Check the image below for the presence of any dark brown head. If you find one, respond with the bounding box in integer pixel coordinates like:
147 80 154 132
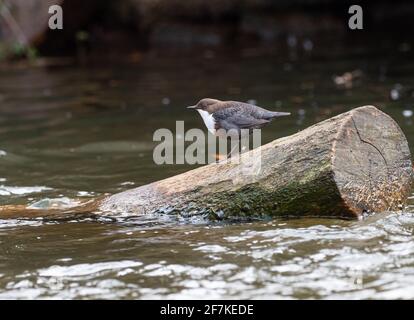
187 98 221 114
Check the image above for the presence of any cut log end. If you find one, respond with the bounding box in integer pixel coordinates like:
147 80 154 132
332 106 413 217
100 105 413 220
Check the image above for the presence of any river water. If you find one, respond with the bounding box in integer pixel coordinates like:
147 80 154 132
0 38 414 299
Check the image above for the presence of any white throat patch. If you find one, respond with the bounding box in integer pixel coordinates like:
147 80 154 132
197 109 216 135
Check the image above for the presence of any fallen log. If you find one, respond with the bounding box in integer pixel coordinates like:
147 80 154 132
100 105 414 219
1 105 411 220
0 105 412 220
100 106 414 218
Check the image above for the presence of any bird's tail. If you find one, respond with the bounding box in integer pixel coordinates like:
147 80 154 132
269 111 291 118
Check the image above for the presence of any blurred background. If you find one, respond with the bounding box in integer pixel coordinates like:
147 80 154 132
1 0 414 60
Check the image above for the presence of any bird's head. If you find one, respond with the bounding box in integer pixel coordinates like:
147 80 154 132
187 98 220 113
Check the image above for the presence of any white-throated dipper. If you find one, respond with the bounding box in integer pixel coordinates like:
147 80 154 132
187 98 290 138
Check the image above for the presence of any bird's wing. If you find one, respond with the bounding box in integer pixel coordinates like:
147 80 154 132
214 107 270 130
213 102 289 131
215 102 278 118
229 115 270 129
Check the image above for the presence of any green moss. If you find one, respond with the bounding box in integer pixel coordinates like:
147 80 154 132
175 159 352 219
151 158 354 220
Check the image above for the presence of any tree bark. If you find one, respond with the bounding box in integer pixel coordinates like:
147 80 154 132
100 105 414 220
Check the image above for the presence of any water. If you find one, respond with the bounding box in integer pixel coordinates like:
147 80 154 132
0 38 414 299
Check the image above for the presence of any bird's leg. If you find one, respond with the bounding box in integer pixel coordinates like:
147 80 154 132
215 153 220 163
227 142 239 159
215 142 239 163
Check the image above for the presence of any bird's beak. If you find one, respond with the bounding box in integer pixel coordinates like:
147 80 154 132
187 105 197 109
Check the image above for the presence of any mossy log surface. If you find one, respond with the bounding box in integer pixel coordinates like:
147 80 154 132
101 105 413 219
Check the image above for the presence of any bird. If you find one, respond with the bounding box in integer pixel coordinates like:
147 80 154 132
187 98 290 138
